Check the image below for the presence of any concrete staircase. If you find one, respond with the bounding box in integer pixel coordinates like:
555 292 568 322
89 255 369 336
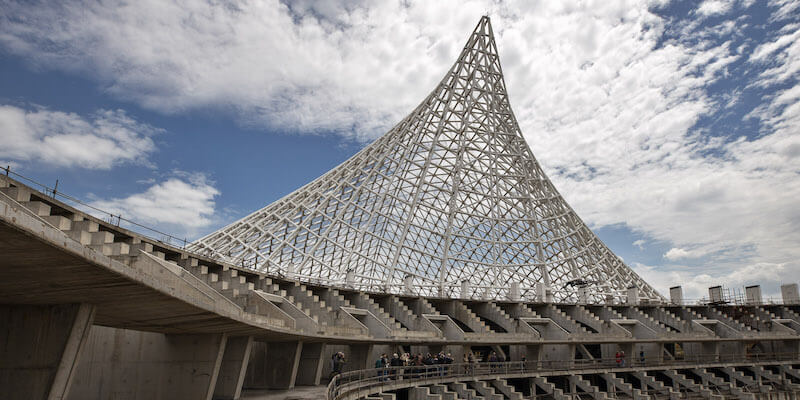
470 302 518 334
452 301 492 333
704 307 756 335
468 380 503 400
601 372 648 399
409 386 443 400
569 374 609 399
660 369 719 399
428 384 459 400
633 370 679 399
490 379 523 400
535 304 590 336
644 307 691 333
622 306 676 334
378 296 438 335
779 307 800 323
347 292 407 333
532 377 567 399
692 368 756 399
263 282 322 324
448 382 483 399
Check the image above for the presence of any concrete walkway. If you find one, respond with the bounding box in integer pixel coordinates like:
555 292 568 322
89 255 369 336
241 386 328 400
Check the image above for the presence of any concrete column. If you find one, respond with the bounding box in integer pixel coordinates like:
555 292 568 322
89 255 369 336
461 280 470 299
627 286 639 305
745 285 762 305
243 341 269 389
669 286 683 305
295 343 326 386
262 341 303 389
345 269 355 288
66 326 227 400
404 275 413 294
577 286 588 304
781 283 799 304
349 344 372 371
509 282 520 302
214 336 253 400
0 303 95 400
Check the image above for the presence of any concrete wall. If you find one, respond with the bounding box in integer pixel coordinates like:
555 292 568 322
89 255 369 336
67 326 226 400
0 304 95 400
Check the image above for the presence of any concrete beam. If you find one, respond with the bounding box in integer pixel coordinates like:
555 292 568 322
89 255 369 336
0 303 95 400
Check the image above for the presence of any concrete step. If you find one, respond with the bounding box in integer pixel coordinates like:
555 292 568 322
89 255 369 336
469 380 503 400
43 215 72 230
21 200 51 216
0 186 32 202
71 220 99 232
88 242 130 256
428 384 457 400
490 379 523 400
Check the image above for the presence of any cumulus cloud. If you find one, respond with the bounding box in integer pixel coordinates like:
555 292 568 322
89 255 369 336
696 0 735 16
90 173 220 239
0 104 157 169
1 1 798 294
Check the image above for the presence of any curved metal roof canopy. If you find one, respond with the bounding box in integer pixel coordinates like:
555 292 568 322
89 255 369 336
190 17 663 303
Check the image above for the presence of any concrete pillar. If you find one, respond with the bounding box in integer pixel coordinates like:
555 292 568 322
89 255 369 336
627 286 639 305
67 327 227 400
577 286 588 304
781 283 799 304
0 303 95 400
295 343 326 386
349 344 372 371
509 282 520 302
345 269 355 288
536 283 553 302
214 336 253 400
404 275 413 294
669 286 683 305
461 280 470 299
263 341 302 389
745 285 762 305
243 341 269 389
708 285 723 303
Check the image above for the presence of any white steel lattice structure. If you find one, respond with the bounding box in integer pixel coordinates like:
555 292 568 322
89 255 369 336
190 17 663 303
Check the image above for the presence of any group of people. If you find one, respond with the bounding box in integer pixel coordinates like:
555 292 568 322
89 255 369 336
376 352 455 368
615 349 645 367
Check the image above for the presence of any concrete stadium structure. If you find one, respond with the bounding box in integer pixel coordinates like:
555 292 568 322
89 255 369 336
1 16 800 400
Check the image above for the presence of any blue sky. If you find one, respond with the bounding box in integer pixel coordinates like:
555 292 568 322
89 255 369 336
1 0 798 300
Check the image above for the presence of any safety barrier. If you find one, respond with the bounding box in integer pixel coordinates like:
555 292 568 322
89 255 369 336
327 352 800 400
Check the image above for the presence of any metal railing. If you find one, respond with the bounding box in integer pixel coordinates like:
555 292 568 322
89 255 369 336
1 166 189 249
327 352 800 400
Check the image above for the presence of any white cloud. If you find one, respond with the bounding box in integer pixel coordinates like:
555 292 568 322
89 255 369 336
696 0 735 16
664 248 690 260
633 239 646 250
0 104 157 169
90 173 220 239
768 0 800 21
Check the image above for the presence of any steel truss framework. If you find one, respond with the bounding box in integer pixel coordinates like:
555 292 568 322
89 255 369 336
190 17 662 302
